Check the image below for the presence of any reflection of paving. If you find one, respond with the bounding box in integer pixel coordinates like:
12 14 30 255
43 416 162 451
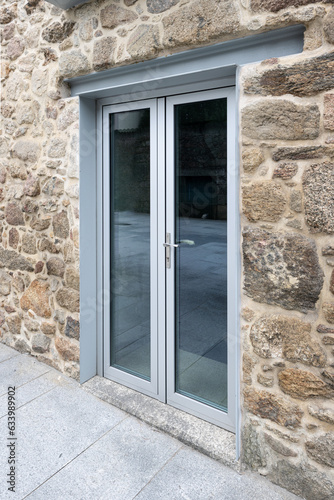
111 212 228 409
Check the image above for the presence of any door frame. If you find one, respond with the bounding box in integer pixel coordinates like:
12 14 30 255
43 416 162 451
165 88 236 431
101 87 236 431
72 26 305 458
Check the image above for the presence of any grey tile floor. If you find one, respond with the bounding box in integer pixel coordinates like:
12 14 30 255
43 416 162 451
0 343 301 500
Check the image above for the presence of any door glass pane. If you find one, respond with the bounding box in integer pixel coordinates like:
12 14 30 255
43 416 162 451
110 109 151 381
174 98 228 411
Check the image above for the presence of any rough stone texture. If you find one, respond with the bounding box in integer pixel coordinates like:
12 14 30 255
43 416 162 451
127 25 161 59
243 228 324 312
46 257 65 278
31 333 51 353
322 336 334 345
6 315 21 335
162 0 240 49
30 217 51 231
42 21 75 43
41 322 56 335
100 5 137 29
7 37 25 60
14 339 30 354
5 202 24 226
306 434 334 468
42 176 64 196
242 101 320 141
242 182 286 222
330 270 334 296
65 267 79 291
303 163 334 234
323 245 334 256
323 303 334 324
0 270 11 296
20 280 51 318
257 374 274 387
147 0 180 13
324 94 334 131
317 324 334 334
59 50 90 78
242 424 266 470
0 246 34 272
269 459 334 500
93 37 117 71
278 369 334 400
272 145 334 162
251 0 320 12
23 174 40 197
22 233 37 255
273 163 298 180
65 316 80 340
52 211 69 239
12 140 40 163
56 288 80 313
250 316 326 367
48 138 66 158
242 148 264 173
308 404 334 425
243 353 255 385
244 52 334 98
55 335 79 361
244 387 303 428
264 432 297 457
8 228 19 249
290 190 303 213
324 8 334 45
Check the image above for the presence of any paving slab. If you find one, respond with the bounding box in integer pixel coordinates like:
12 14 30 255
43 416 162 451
27 418 182 500
0 344 20 363
135 446 300 500
0 353 50 397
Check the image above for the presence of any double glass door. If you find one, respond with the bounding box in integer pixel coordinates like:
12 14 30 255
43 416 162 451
103 88 236 431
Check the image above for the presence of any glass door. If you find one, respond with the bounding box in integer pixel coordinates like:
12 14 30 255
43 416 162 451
103 89 237 431
166 89 236 431
103 99 163 400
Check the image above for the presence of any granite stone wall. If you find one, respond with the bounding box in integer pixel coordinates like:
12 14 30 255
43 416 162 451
1 0 334 497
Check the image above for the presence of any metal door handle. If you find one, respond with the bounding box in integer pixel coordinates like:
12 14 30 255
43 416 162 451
163 242 179 248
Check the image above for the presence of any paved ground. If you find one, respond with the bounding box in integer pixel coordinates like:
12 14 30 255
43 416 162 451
0 344 300 500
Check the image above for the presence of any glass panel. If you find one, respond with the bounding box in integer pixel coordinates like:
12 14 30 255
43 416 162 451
110 109 151 381
174 98 228 411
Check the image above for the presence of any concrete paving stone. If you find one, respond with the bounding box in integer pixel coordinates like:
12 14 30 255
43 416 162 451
0 353 50 397
0 378 127 499
0 344 20 363
27 417 182 500
0 369 76 418
135 446 300 500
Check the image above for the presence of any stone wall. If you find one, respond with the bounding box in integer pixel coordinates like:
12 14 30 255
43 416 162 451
1 0 334 497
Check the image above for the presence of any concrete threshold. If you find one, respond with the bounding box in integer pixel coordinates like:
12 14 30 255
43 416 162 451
83 376 239 472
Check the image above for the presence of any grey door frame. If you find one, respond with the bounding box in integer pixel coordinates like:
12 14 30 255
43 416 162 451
68 24 305 458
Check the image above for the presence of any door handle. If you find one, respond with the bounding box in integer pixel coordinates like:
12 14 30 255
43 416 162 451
164 233 178 269
163 242 179 248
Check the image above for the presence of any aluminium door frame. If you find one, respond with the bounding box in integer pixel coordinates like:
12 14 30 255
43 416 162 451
102 98 165 401
165 88 237 432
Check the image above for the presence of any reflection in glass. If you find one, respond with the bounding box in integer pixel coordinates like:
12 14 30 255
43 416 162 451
110 109 151 380
175 98 228 411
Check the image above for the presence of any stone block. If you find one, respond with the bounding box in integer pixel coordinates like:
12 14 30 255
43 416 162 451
31 69 49 97
5 202 24 226
48 139 66 158
324 8 334 45
0 270 11 295
273 163 298 180
6 314 21 335
12 140 40 163
42 21 75 43
7 36 25 60
0 246 33 271
278 368 334 400
251 0 320 12
147 0 179 13
65 316 80 341
250 315 326 367
243 228 324 312
56 288 80 313
273 145 334 161
46 257 65 278
242 181 286 222
308 404 334 425
306 433 334 468
24 174 40 197
59 50 90 78
324 94 334 131
264 432 297 457
242 424 266 470
162 0 240 49
100 5 137 29
22 233 37 255
127 25 161 59
31 333 51 354
323 302 334 323
242 100 320 140
244 52 334 97
65 268 79 291
30 217 51 231
303 162 334 233
52 211 69 239
41 322 56 335
42 176 64 196
244 387 303 428
20 280 51 318
55 336 79 361
93 37 117 72
242 148 265 173
268 459 334 500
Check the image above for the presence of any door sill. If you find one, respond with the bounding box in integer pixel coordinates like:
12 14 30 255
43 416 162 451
83 375 239 471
